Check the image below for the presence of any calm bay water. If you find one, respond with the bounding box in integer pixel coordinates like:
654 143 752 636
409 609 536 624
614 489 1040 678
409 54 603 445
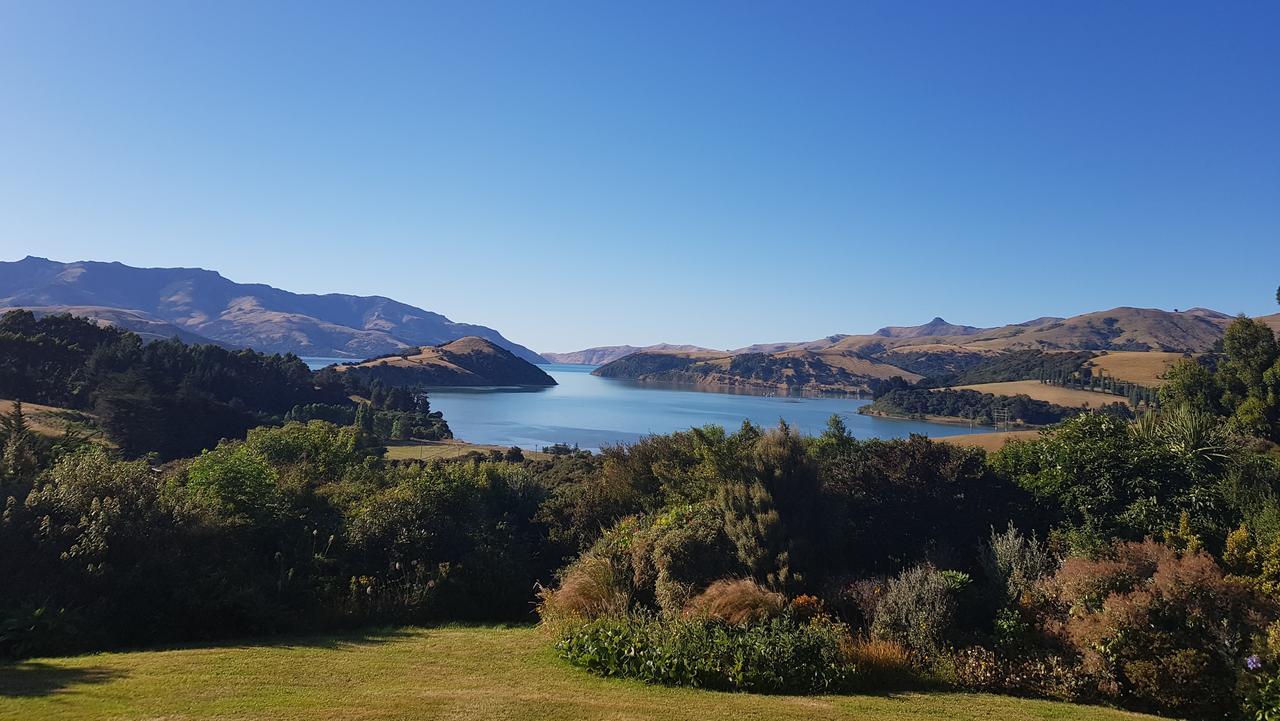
300 361 987 451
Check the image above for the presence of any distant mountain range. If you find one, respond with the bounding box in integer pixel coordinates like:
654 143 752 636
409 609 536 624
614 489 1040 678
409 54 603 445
587 307 1280 395
0 256 545 363
542 343 721 365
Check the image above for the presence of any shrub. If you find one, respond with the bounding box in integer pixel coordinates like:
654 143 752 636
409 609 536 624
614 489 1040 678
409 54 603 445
944 646 1091 702
630 503 741 615
1244 666 1280 721
870 564 956 656
983 523 1053 603
1040 539 1272 718
683 579 784 625
556 614 854 694
789 594 825 622
185 442 280 518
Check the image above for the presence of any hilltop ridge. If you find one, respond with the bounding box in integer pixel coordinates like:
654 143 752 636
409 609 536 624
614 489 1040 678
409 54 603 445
0 256 544 362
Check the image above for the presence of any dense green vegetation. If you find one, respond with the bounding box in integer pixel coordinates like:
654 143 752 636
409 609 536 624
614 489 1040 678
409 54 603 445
5 296 1280 719
921 350 1096 387
862 387 1121 425
0 310 450 459
593 351 885 393
1160 314 1280 442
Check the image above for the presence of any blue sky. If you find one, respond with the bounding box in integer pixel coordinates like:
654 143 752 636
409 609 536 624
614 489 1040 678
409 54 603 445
1 2 1277 352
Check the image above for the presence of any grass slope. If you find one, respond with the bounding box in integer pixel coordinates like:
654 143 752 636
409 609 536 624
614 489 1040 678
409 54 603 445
0 626 1163 721
0 399 95 438
948 381 1127 409
1085 351 1187 388
383 440 552 461
938 429 1041 451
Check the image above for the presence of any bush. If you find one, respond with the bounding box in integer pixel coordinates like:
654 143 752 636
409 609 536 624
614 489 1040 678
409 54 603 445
683 579 784 625
944 646 1091 702
983 523 1053 603
870 564 957 657
1040 539 1272 718
556 614 854 694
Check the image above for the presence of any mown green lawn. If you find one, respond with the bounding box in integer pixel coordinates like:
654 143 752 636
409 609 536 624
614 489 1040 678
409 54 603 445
0 626 1165 721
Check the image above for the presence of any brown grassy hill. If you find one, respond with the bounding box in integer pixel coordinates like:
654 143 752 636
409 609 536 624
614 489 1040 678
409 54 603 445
336 337 556 387
948 380 1124 409
1260 313 1280 336
593 307 1248 394
825 307 1229 356
593 347 918 394
1085 351 1190 387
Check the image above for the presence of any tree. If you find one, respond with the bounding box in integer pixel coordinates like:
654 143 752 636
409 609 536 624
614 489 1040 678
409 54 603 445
0 401 38 486
1221 316 1278 401
185 443 280 518
1159 358 1219 414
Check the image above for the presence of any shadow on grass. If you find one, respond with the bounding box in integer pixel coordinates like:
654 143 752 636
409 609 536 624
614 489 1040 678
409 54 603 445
0 662 123 698
146 625 421 654
137 621 535 655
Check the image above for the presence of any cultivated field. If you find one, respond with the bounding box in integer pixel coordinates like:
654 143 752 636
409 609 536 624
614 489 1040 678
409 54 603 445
948 380 1126 409
1085 351 1187 387
383 439 551 461
939 429 1041 451
0 626 1162 721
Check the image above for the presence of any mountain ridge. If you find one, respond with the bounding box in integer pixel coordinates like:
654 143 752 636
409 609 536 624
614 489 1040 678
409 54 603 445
588 307 1274 394
542 343 722 365
0 256 545 363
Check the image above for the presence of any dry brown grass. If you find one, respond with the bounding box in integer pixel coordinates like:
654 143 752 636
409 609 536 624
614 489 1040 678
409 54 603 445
938 430 1041 452
948 381 1126 409
683 579 785 625
537 553 631 626
1085 351 1189 387
0 399 91 437
383 440 550 461
847 637 915 689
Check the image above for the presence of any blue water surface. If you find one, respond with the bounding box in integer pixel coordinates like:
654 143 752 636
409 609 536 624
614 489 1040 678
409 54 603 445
317 362 987 452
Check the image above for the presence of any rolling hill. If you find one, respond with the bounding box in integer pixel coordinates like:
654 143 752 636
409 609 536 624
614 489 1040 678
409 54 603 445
591 307 1266 395
333 337 556 387
593 348 920 394
542 343 720 365
0 256 544 362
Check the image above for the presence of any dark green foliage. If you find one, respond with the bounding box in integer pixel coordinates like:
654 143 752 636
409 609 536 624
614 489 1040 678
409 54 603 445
287 402 451 441
865 388 1116 425
556 614 854 694
0 310 348 459
1160 316 1280 441
0 421 554 657
936 350 1094 387
813 431 1026 574
991 413 1223 547
591 352 700 378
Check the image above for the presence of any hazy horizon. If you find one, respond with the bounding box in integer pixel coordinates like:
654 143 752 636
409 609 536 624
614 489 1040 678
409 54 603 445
2 3 1277 351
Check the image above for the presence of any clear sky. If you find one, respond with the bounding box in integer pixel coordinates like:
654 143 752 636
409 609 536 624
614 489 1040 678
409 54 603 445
1 2 1277 352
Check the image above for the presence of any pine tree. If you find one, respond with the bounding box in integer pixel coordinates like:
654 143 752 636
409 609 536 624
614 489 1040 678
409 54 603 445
0 401 38 486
